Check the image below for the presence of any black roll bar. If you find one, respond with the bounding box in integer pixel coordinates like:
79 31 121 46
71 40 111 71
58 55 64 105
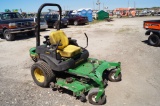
36 3 62 47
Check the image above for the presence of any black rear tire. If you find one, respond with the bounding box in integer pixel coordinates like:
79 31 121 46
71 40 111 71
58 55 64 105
3 29 15 41
31 61 55 87
148 34 160 46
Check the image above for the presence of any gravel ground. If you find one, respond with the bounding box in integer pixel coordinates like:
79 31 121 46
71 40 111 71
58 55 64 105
0 16 160 106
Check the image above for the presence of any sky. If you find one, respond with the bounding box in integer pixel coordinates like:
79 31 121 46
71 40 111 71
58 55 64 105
0 0 160 12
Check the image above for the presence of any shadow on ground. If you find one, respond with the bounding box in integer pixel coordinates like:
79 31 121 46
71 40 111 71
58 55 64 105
15 34 35 41
141 40 160 47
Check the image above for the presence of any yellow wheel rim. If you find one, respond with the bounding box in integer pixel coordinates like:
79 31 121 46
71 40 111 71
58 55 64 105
34 68 45 83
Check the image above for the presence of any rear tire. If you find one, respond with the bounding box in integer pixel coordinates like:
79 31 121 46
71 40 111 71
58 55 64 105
148 34 160 46
3 29 15 41
31 61 55 87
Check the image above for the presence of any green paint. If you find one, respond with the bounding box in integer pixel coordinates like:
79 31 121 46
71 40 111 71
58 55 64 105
97 10 109 20
56 78 93 96
29 47 121 101
115 68 121 77
29 47 38 58
95 88 104 102
68 58 121 89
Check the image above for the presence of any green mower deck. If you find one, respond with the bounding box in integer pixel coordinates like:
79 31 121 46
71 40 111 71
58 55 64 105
56 78 92 96
30 47 121 102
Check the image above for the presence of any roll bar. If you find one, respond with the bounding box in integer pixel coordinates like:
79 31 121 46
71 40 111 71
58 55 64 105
36 3 62 47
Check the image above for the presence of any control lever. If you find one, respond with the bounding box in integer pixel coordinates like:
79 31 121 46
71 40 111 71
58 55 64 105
48 40 61 53
84 33 88 48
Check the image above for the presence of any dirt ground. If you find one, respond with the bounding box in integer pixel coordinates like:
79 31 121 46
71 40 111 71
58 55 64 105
0 16 160 106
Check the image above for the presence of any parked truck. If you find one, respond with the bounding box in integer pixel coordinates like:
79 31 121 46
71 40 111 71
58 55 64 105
144 20 160 46
0 12 35 41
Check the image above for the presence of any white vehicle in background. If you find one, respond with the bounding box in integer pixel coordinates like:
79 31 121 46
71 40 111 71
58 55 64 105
92 11 98 20
33 17 48 30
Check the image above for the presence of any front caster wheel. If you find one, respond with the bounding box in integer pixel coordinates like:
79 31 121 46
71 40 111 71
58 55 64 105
30 55 38 62
88 88 106 105
108 70 122 82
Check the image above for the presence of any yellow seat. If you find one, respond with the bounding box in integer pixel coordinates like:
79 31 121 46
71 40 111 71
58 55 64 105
49 30 81 58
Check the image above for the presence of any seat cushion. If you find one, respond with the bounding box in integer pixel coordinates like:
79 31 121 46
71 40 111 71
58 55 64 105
49 30 69 50
57 45 81 57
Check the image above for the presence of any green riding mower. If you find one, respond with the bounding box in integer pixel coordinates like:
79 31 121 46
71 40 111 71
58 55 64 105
29 3 122 105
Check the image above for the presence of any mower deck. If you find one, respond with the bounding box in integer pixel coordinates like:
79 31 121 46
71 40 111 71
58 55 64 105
68 58 121 77
55 78 92 96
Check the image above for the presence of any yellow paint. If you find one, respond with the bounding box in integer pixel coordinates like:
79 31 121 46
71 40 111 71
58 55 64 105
57 45 81 57
49 30 69 50
34 68 45 83
49 30 81 58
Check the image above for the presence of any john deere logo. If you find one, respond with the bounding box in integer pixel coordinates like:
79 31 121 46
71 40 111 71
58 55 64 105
75 59 84 64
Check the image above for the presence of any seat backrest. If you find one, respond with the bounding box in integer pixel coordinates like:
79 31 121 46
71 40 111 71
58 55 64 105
49 30 69 50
